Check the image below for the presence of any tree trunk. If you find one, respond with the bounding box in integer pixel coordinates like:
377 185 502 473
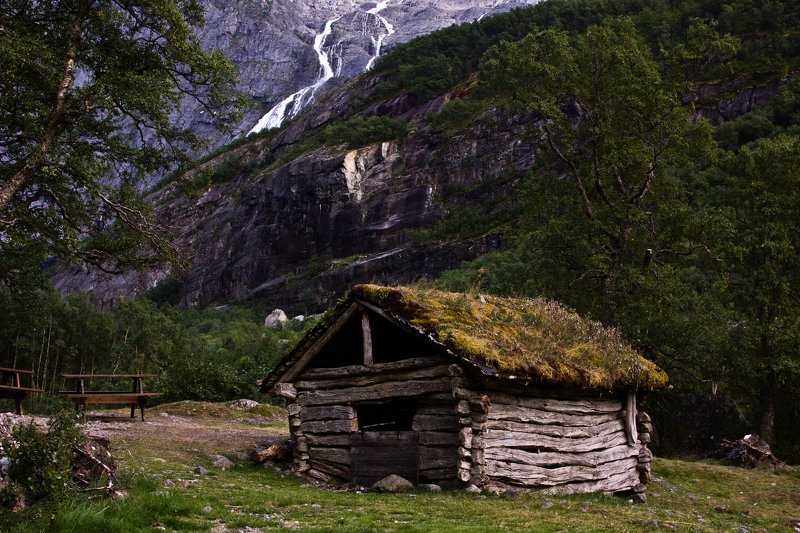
0 3 90 213
758 371 776 443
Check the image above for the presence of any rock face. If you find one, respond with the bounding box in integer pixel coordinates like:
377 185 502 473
176 0 543 147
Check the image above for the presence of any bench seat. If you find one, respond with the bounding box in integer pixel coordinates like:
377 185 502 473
60 391 162 420
0 384 43 415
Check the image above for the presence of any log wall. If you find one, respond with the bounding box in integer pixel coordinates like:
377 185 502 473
283 356 458 484
480 386 643 495
447 370 645 495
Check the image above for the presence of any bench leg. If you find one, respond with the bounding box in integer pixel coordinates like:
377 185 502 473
16 398 23 416
131 403 136 419
139 398 146 421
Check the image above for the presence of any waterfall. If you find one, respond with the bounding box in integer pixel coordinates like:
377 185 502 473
249 16 342 135
364 1 396 71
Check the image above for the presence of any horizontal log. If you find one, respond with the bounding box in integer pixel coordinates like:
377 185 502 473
306 468 336 483
485 419 625 439
485 456 639 487
273 383 298 401
419 467 457 481
418 431 459 446
413 414 461 432
309 460 350 480
488 393 624 415
300 405 355 422
538 469 640 495
419 446 458 470
489 404 623 427
286 404 302 417
302 419 357 434
305 433 352 447
485 443 638 468
298 357 447 380
308 447 350 466
295 365 452 391
484 428 628 453
351 431 418 446
297 378 452 406
416 404 458 417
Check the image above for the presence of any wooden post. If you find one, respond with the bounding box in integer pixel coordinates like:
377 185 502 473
625 392 639 446
16 397 23 416
362 311 373 366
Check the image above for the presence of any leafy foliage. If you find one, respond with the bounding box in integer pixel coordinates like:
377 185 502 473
2 409 83 504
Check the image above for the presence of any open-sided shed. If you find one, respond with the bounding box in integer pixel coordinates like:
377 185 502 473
261 285 668 496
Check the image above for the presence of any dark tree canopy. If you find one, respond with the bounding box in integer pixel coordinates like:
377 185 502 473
0 0 241 278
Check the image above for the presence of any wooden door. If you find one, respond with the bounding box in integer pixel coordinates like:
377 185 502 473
350 431 419 485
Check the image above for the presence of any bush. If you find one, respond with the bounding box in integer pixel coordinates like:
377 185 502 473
2 409 83 503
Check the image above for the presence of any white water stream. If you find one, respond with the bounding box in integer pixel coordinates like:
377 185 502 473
249 1 399 134
249 16 342 134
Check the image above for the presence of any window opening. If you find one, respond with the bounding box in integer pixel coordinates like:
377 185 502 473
355 398 416 431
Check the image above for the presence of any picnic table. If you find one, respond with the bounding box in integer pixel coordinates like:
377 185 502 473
0 367 43 415
60 373 161 421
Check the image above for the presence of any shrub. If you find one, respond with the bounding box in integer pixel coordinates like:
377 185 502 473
2 409 83 503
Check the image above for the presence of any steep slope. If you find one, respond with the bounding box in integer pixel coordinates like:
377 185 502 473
54 0 799 312
181 0 541 147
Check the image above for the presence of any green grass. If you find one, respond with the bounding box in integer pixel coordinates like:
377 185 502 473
2 404 798 532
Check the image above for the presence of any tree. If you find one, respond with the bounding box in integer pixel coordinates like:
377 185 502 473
474 17 739 396
0 0 240 276
722 135 800 442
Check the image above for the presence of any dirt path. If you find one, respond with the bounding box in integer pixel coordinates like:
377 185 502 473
81 403 289 465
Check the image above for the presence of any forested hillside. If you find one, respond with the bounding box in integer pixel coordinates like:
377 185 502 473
2 0 799 461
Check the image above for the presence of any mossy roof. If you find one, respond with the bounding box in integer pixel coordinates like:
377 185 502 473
264 285 669 392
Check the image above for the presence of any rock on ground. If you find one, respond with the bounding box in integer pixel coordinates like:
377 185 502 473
371 474 414 493
208 454 235 469
264 309 288 329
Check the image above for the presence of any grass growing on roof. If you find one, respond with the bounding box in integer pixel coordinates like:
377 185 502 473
350 284 668 390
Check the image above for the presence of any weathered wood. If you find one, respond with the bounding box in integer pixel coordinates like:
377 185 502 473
308 447 350 465
419 466 457 481
488 403 623 427
305 433 352 447
485 418 625 439
273 383 297 401
485 456 639 486
483 428 628 453
294 365 452 391
297 377 452 406
485 443 638 468
279 302 360 384
299 405 355 422
302 419 358 434
286 404 302 417
418 431 460 446
418 446 458 470
413 414 461 432
538 469 639 495
459 427 473 449
488 392 624 415
298 357 447 380
625 392 639 446
416 404 457 417
456 400 471 416
350 431 419 484
362 311 373 366
308 461 350 480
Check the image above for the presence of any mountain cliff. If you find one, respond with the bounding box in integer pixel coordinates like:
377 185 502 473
53 0 797 313
180 0 541 147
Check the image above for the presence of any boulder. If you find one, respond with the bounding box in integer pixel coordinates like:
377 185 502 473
229 399 260 410
264 309 288 329
371 474 414 493
207 455 234 470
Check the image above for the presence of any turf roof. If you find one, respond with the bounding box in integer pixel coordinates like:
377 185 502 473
264 285 668 392
350 285 668 390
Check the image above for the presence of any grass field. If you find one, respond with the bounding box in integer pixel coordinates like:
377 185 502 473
2 402 798 532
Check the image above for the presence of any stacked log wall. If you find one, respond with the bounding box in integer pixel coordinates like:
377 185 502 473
288 356 454 484
481 386 642 495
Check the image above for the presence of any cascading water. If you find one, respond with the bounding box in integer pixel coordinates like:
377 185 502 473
364 0 396 71
249 1 401 134
249 16 342 135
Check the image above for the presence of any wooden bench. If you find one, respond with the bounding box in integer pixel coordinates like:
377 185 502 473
0 367 43 415
60 374 161 421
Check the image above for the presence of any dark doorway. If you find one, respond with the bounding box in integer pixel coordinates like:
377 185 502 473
351 399 419 484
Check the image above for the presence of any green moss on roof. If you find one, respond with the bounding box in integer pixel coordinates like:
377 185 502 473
351 284 668 391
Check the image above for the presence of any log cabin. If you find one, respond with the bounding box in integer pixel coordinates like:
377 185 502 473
261 285 668 497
